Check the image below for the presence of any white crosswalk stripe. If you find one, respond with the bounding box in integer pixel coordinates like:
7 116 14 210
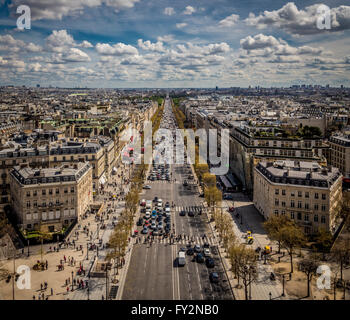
136 235 216 246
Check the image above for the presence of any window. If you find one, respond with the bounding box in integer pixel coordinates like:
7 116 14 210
275 199 279 206
305 192 309 198
282 201 286 207
64 188 68 194
298 191 302 197
305 203 309 210
314 214 318 222
304 214 309 221
298 201 302 209
291 212 295 219
33 190 37 196
297 212 302 220
281 210 286 216
275 189 279 195
282 190 286 196
291 200 295 208
274 210 279 216
71 187 75 193
321 204 326 212
26 201 30 208
33 200 37 208
291 192 295 197
314 204 319 211
322 194 326 200
315 193 319 199
26 191 30 197
321 216 326 224
42 190 46 196
56 188 59 194
49 189 53 195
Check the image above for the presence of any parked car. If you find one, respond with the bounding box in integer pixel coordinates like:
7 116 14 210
143 185 151 189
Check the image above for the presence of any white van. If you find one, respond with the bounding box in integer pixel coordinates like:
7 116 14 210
178 251 186 267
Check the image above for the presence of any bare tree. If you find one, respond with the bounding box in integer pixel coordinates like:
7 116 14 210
280 223 306 277
331 236 350 282
228 244 257 300
298 258 318 297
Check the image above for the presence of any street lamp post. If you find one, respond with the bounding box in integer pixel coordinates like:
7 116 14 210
86 243 89 260
71 271 74 291
105 267 108 300
27 239 30 257
269 292 272 300
282 275 285 297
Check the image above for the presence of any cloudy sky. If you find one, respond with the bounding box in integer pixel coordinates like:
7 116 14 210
0 0 349 88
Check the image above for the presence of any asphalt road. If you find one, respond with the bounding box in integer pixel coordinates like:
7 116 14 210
122 98 233 300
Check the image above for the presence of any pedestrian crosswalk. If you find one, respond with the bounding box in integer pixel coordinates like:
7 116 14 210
146 180 198 185
174 205 204 213
134 235 216 246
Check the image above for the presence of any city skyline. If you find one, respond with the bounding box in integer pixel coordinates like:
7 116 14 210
0 0 350 88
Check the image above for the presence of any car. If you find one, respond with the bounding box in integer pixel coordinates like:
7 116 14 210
140 199 146 206
203 243 210 248
151 223 156 230
205 257 215 268
188 175 194 180
183 181 188 186
209 272 219 283
203 248 211 257
196 253 205 263
141 227 148 234
152 229 159 236
165 202 170 207
179 210 186 216
223 193 234 200
154 196 158 202
194 244 201 253
143 185 151 189
188 211 194 217
186 248 194 255
144 213 151 220
137 218 143 226
158 199 163 206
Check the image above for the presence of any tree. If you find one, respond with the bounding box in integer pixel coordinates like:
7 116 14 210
331 236 350 281
204 186 222 216
107 223 128 275
202 173 216 189
228 244 257 300
264 215 294 253
280 223 306 276
298 258 318 297
315 227 333 260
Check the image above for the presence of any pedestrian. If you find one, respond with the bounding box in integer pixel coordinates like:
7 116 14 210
40 283 43 291
45 260 48 270
33 295 35 300
66 287 69 294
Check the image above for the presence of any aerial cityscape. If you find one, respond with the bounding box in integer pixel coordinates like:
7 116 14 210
0 0 350 308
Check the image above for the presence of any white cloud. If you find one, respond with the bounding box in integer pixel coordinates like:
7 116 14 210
46 30 75 52
157 35 174 43
218 14 239 27
137 39 165 52
176 23 188 29
79 40 93 48
240 34 281 50
164 7 175 16
245 2 350 35
183 6 196 15
63 48 91 62
10 0 140 21
96 42 138 56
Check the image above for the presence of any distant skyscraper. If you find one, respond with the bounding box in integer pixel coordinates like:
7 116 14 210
36 84 40 88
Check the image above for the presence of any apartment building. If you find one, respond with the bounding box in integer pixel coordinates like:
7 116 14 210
10 162 92 233
328 134 350 178
231 124 328 192
253 160 342 235
0 140 106 214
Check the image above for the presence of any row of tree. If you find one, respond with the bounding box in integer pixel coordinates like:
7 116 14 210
106 100 165 273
